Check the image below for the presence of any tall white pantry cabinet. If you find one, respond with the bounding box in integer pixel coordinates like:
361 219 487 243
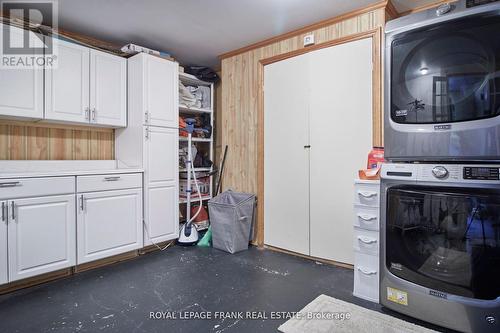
116 53 179 245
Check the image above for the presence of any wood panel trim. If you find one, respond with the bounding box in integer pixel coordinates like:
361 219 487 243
0 120 115 133
264 245 354 270
259 28 379 66
219 1 389 60
256 28 383 247
385 0 399 19
0 269 72 295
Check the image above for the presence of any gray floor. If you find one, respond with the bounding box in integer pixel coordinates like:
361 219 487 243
0 246 452 333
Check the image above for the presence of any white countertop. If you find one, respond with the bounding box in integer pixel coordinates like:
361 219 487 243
0 168 144 179
0 160 143 179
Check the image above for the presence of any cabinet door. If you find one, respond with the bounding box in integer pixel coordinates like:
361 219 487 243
145 55 178 128
7 195 76 282
145 126 178 185
0 201 7 285
264 53 311 256
0 25 43 119
45 38 90 124
90 49 127 127
309 38 373 265
77 189 142 264
144 184 178 245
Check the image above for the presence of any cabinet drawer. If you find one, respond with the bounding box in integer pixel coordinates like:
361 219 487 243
354 182 380 207
353 251 379 303
353 205 379 231
0 177 75 199
353 227 379 256
77 173 142 192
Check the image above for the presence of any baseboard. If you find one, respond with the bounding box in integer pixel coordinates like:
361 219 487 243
264 245 354 270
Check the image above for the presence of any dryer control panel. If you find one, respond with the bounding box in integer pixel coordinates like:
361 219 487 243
463 167 500 180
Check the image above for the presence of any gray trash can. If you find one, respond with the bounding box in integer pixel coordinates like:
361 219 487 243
208 190 256 254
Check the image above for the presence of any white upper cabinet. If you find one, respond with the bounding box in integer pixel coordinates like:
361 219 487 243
7 195 76 282
0 25 43 120
145 55 178 128
0 201 7 285
90 49 127 127
45 38 90 124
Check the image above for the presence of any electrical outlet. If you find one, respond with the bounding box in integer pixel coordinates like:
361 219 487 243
304 34 315 47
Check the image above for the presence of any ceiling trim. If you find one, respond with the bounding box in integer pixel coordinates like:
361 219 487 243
219 0 389 60
385 0 399 19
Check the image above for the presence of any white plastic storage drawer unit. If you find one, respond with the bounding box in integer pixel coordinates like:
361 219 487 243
76 173 143 264
0 177 76 284
353 179 380 303
353 251 379 302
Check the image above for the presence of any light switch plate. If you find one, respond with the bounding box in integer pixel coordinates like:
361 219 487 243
304 34 315 47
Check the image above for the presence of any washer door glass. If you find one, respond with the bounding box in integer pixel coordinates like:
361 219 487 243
386 185 500 300
391 15 500 124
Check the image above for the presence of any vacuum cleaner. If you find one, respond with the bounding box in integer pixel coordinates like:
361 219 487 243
178 118 205 245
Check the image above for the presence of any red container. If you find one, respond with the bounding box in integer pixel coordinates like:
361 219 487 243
367 147 384 169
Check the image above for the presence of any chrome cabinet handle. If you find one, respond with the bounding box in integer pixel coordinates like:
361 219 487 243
357 236 377 244
11 201 15 220
145 111 149 124
145 127 150 140
1 202 5 222
85 107 90 120
0 181 20 188
357 267 377 275
91 108 96 122
357 214 376 222
104 176 121 181
79 195 84 212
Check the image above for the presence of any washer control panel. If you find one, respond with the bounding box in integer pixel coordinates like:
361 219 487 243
463 167 500 180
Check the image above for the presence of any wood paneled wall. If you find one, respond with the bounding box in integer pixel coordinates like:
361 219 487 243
219 6 386 196
0 122 114 160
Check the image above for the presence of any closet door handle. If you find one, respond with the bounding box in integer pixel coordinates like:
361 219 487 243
357 236 377 244
357 267 377 275
358 191 377 198
11 201 15 220
357 214 377 222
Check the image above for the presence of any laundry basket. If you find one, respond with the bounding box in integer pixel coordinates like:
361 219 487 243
208 190 256 254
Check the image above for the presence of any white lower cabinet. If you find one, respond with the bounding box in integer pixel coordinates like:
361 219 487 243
77 188 143 264
144 184 178 245
8 195 76 282
0 201 7 284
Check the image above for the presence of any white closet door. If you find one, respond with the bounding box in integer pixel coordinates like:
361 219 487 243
264 54 310 255
309 38 373 264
